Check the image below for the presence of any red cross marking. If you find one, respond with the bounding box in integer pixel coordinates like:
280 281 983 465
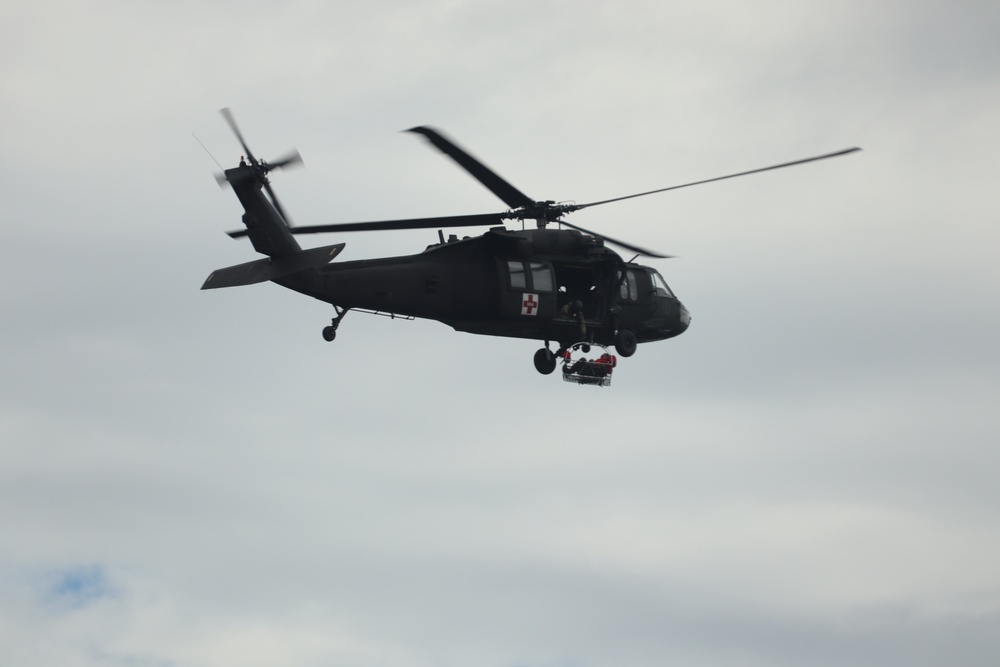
522 293 538 315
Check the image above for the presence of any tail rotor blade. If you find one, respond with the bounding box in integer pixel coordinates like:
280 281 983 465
220 107 258 166
268 149 303 171
263 182 292 225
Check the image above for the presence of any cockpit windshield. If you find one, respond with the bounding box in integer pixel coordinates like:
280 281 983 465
650 270 674 298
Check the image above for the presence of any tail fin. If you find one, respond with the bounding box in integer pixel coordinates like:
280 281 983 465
215 109 304 258
202 243 345 290
223 164 302 258
206 110 338 290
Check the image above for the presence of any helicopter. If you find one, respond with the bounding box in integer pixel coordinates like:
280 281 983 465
202 109 859 376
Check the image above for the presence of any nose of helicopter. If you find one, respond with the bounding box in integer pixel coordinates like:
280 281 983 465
677 302 691 334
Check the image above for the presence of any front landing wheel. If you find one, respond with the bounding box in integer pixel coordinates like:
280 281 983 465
322 326 337 342
615 329 637 357
533 348 557 375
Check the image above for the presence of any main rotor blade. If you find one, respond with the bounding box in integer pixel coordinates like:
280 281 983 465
574 147 862 210
229 212 507 238
557 219 672 259
220 107 257 166
407 126 536 210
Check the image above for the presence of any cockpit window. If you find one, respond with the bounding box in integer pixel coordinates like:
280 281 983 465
618 270 639 301
651 270 674 297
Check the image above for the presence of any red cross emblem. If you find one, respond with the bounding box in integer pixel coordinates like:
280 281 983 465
521 293 539 316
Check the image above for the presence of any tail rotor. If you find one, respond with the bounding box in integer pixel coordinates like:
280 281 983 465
217 108 303 224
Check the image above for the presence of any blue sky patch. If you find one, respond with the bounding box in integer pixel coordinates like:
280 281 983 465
45 565 114 608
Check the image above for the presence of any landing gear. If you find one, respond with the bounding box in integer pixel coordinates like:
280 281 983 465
322 306 348 342
533 346 557 375
615 328 637 357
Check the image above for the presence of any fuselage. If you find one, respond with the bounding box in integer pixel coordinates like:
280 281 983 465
277 227 689 349
216 162 689 352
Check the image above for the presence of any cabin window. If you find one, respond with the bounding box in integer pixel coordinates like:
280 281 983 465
508 260 553 291
619 270 639 301
508 260 526 289
529 262 553 292
651 270 674 297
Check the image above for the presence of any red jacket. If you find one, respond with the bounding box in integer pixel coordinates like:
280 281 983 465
594 353 617 369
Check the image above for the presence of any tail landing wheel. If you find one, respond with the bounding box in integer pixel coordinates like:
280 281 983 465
322 306 348 342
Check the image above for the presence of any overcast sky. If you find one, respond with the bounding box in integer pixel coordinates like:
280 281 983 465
2 1 999 666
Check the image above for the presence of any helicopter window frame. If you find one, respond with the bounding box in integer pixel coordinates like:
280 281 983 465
650 270 674 298
507 260 527 289
618 270 639 301
529 262 554 292
507 260 554 292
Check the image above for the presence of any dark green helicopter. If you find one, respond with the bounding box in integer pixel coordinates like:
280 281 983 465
203 109 858 376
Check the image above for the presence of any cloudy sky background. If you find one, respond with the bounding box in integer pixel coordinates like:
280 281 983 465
2 1 999 665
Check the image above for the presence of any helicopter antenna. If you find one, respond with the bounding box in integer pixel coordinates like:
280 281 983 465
193 132 224 171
